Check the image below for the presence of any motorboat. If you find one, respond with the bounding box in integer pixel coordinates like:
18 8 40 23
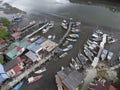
42 28 49 34
34 67 46 74
66 38 77 42
62 44 73 52
59 52 68 58
71 28 80 33
12 81 24 90
69 34 79 38
61 66 64 70
47 21 54 29
28 75 43 84
62 40 69 46
61 20 68 29
48 35 55 41
84 47 94 62
101 49 108 61
78 53 88 65
107 52 114 61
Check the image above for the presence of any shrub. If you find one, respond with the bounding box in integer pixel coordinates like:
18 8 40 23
0 17 10 26
0 27 9 40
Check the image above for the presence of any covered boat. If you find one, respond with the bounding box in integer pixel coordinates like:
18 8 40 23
12 81 24 90
34 67 46 74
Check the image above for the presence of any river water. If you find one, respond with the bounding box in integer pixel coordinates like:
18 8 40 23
2 0 120 30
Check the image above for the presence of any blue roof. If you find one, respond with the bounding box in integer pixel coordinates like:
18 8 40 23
35 38 44 44
31 45 42 52
0 64 9 84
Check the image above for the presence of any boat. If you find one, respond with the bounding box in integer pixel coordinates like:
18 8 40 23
62 44 73 52
59 52 68 58
42 28 49 34
69 34 79 38
47 21 54 29
48 35 56 41
62 40 69 46
61 20 68 29
12 81 24 90
66 38 77 42
28 75 43 84
101 49 108 61
84 47 94 62
78 53 88 65
61 66 64 70
34 67 46 74
71 28 80 33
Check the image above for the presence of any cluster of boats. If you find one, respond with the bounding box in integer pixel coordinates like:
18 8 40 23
12 67 47 90
84 30 115 62
69 51 88 70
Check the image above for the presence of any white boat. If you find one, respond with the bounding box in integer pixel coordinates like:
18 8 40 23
71 28 80 33
62 44 73 52
34 67 46 74
69 34 79 38
28 75 43 84
59 52 68 58
61 66 64 70
61 20 68 29
66 38 77 42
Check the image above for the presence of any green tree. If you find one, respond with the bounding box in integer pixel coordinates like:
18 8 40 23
0 57 4 64
0 17 10 26
116 68 120 89
0 27 9 40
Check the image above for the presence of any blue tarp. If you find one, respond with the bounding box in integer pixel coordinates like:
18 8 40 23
35 38 44 44
0 64 9 84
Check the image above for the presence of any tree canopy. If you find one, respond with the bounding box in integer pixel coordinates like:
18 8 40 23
0 27 9 40
0 17 10 26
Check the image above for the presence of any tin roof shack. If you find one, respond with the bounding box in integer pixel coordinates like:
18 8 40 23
88 79 116 90
0 64 9 84
3 57 24 77
56 67 84 90
4 38 32 60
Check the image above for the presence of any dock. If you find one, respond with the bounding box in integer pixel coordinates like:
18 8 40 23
91 34 107 68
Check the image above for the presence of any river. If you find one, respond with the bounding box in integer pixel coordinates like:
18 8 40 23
3 0 120 30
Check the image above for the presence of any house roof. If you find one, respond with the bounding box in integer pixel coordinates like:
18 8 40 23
3 58 20 71
0 64 9 84
5 38 32 59
25 51 38 62
57 67 83 90
40 39 58 52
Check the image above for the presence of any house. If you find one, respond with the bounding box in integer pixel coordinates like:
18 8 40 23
3 57 24 77
0 64 9 84
4 38 32 60
56 67 84 90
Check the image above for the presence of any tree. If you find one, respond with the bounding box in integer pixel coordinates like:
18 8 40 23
0 57 4 64
116 68 120 89
0 27 9 40
0 17 10 26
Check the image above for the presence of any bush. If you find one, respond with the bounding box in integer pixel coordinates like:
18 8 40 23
0 57 4 64
0 17 10 26
0 27 9 40
116 68 120 89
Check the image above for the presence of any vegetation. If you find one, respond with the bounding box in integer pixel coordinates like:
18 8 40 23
0 27 9 40
0 56 4 64
0 17 10 26
115 68 120 89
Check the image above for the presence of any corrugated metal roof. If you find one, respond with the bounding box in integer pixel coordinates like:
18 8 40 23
57 67 83 90
3 58 19 71
25 51 38 62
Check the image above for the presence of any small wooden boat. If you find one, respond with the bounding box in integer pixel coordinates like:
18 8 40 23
34 67 46 74
66 38 77 42
69 34 79 38
12 81 24 90
28 75 43 84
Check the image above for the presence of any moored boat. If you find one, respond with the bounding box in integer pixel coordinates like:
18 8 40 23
34 67 46 74
28 75 43 84
66 38 77 42
69 34 79 38
12 81 24 90
61 20 68 29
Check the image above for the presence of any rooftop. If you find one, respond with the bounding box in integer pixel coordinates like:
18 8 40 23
57 67 83 90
